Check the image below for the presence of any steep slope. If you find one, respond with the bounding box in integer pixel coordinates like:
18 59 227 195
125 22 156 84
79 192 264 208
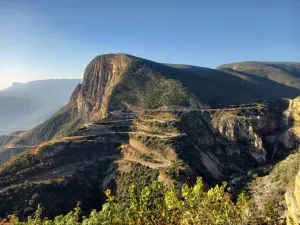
75 54 201 121
248 96 300 218
280 96 300 149
0 79 82 135
0 54 299 219
249 150 300 219
285 165 300 225
0 102 83 165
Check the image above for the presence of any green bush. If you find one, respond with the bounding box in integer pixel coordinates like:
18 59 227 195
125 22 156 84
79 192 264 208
3 177 280 225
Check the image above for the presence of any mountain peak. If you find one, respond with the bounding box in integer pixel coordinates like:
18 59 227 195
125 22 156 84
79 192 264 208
75 53 132 120
73 53 200 121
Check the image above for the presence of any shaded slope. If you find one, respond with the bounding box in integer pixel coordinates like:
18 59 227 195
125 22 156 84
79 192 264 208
217 61 300 89
170 63 300 106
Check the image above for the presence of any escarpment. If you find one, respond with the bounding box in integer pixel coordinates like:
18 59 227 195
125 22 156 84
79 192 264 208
71 54 202 122
1 54 300 219
75 54 131 121
280 97 300 149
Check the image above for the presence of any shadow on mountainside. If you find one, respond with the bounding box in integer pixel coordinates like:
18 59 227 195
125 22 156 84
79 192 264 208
159 62 300 107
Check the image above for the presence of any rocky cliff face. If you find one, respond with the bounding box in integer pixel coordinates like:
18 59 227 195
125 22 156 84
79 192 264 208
280 97 300 149
286 166 300 224
174 105 282 186
247 97 300 219
71 53 198 122
73 54 130 121
281 97 300 225
211 111 269 163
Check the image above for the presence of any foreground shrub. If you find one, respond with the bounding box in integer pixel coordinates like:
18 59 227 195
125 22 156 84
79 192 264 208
1 178 283 225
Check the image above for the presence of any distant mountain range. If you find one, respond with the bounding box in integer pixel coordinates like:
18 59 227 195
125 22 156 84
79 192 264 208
0 79 81 134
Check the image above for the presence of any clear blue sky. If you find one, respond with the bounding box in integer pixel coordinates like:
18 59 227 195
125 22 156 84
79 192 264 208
0 0 299 90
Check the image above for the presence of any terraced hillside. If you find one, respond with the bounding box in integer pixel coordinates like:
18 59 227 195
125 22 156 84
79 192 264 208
0 54 299 219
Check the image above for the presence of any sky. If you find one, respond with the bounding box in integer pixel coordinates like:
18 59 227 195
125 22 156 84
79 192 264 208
0 0 299 90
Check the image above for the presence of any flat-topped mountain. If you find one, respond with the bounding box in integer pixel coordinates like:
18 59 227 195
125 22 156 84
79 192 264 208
0 54 299 221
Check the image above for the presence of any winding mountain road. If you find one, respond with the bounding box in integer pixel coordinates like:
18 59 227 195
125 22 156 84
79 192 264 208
0 146 172 193
0 114 177 192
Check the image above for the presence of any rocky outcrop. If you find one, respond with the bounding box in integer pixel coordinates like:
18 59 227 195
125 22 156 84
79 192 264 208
177 108 278 185
74 54 130 121
71 53 202 122
280 97 300 149
285 166 300 225
211 111 271 163
280 129 300 149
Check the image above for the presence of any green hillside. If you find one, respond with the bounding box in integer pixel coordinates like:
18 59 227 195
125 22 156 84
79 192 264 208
0 135 14 147
0 104 82 165
10 104 83 147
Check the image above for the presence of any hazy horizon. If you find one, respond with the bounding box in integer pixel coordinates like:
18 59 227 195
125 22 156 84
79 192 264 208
0 78 82 91
1 0 299 90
